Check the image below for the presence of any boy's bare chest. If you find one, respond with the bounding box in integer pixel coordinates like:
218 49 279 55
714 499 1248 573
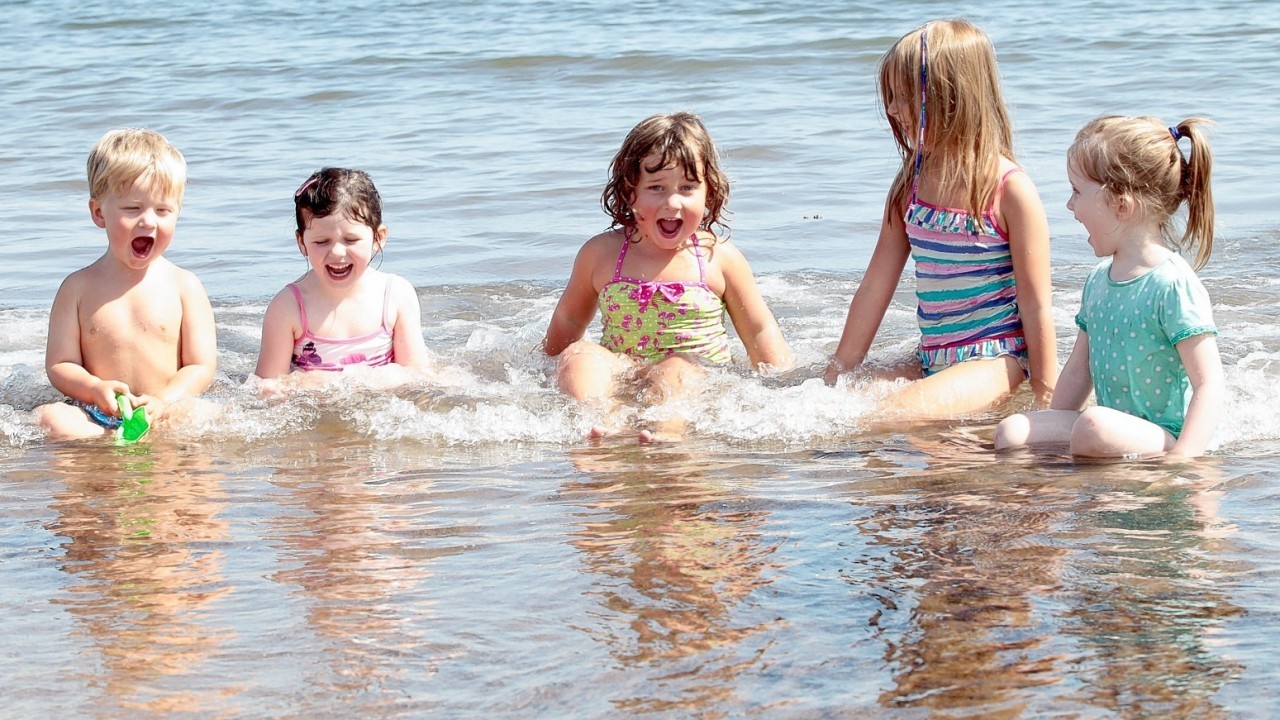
81 285 183 345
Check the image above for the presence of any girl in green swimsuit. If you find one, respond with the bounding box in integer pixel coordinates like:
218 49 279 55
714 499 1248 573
542 112 793 440
995 116 1223 459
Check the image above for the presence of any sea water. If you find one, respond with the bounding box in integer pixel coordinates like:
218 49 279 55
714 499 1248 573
2 0 1280 717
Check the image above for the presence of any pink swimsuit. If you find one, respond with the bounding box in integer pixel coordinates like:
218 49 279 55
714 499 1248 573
289 282 395 371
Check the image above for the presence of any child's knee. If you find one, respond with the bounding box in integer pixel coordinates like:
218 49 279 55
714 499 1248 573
555 343 622 401
559 339 606 360
993 413 1030 449
1068 407 1111 456
557 344 607 378
34 402 102 440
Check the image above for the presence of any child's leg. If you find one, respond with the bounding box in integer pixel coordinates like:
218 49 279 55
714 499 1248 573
634 355 704 404
994 409 1081 449
33 401 111 441
886 356 1025 419
1069 406 1175 458
556 340 627 406
633 355 705 443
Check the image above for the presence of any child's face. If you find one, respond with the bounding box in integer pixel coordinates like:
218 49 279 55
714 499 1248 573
1066 162 1119 258
91 177 181 272
885 78 917 146
629 153 708 249
295 211 386 288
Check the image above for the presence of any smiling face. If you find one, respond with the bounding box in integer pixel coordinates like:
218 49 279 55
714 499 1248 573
1067 162 1121 258
628 153 708 249
91 176 181 271
295 211 386 289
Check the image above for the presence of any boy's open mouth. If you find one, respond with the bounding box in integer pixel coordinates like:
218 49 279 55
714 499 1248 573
657 218 683 239
131 237 154 257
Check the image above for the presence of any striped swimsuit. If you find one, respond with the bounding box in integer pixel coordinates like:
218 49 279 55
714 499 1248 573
904 168 1029 376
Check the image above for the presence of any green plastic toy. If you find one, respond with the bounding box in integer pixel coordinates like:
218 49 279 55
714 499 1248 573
115 392 151 444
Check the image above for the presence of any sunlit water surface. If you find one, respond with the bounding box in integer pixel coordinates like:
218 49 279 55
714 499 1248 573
2 0 1280 716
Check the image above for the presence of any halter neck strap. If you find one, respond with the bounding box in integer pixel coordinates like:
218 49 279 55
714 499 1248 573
910 26 929 203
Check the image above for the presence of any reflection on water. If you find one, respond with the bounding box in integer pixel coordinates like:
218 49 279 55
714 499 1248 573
1059 465 1244 718
839 435 1244 717
0 422 1271 717
254 439 467 717
46 443 232 715
563 445 782 715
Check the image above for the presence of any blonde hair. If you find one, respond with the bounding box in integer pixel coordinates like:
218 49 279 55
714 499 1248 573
601 111 731 238
1069 116 1215 269
86 128 186 202
879 19 1015 221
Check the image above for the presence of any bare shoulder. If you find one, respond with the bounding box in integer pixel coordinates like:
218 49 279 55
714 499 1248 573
704 233 749 270
385 271 416 292
996 159 1047 231
263 282 300 316
1000 159 1043 200
169 262 211 298
579 229 625 260
53 264 95 301
700 233 753 296
572 229 626 289
384 272 421 305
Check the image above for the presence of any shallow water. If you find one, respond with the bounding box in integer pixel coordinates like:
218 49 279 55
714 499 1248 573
3 0 1280 716
7 431 1280 717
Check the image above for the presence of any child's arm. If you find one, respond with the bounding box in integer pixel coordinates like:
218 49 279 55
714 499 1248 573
994 330 1092 450
1049 330 1093 411
388 274 430 371
1168 333 1225 458
1002 171 1058 407
45 274 128 414
824 197 910 383
719 242 792 371
542 238 608 357
254 289 301 380
146 271 217 414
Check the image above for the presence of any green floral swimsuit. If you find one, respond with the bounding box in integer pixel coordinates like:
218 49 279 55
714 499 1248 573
598 231 731 364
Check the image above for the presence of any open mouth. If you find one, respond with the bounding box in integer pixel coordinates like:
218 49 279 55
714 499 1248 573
326 264 354 280
130 237 154 257
656 218 683 239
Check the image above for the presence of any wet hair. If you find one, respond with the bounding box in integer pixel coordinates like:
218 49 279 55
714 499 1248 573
878 19 1014 220
293 167 383 236
601 111 731 238
86 128 187 202
1069 116 1215 269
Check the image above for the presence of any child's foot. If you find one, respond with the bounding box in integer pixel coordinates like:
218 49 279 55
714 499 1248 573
637 428 679 444
636 415 686 444
587 424 618 439
586 417 638 442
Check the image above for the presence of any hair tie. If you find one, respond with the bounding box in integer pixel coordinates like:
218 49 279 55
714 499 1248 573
1168 126 1181 141
294 175 319 198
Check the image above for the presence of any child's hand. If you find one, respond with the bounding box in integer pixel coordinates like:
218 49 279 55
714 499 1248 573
1030 378 1054 410
92 380 132 417
132 394 168 422
822 360 846 386
247 374 286 399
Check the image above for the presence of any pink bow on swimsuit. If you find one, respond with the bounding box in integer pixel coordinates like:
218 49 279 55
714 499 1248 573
634 282 686 313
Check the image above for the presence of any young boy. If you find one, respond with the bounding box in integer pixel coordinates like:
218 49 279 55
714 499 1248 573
35 128 217 440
